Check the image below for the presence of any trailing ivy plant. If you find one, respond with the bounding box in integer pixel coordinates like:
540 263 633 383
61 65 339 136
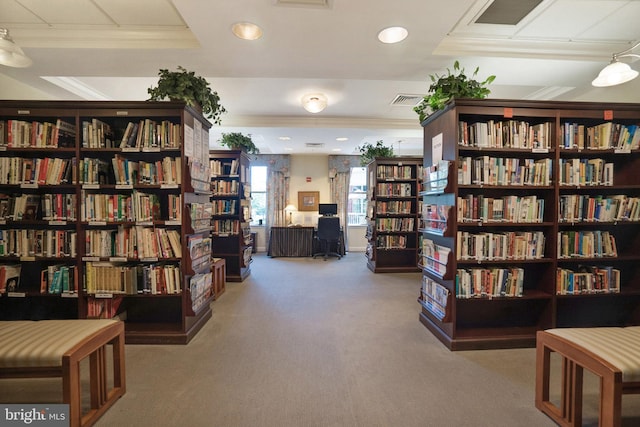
357 140 394 166
219 132 259 154
147 66 226 125
414 61 496 123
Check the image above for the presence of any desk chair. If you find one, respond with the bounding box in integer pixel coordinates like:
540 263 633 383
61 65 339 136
313 216 342 260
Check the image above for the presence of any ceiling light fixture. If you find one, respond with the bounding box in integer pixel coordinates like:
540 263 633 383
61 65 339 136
0 28 32 68
231 22 263 40
592 41 640 87
301 93 327 113
377 26 408 44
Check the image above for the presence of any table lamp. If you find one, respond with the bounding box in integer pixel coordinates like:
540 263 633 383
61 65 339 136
284 204 296 225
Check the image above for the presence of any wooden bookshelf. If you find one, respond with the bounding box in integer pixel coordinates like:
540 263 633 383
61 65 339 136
209 150 252 282
365 157 422 273
419 98 640 350
0 100 214 344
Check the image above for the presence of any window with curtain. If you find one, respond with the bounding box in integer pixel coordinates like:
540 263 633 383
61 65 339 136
347 166 367 225
250 165 267 226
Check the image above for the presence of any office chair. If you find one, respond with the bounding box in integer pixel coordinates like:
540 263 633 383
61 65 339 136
313 216 342 260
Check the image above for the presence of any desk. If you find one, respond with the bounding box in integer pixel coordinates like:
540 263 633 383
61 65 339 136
268 226 346 257
268 227 315 257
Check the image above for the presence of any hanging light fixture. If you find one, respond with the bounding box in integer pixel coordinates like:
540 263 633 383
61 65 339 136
592 41 640 87
301 93 327 113
0 28 32 68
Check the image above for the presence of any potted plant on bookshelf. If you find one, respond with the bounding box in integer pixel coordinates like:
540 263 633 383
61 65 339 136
413 60 496 123
357 140 394 166
147 66 226 125
218 132 260 154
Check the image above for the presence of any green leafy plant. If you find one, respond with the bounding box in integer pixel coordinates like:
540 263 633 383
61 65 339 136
147 66 226 125
219 132 259 154
357 140 394 166
414 61 496 123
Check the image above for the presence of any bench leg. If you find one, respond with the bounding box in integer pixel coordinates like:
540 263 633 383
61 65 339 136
600 373 623 427
562 356 583 426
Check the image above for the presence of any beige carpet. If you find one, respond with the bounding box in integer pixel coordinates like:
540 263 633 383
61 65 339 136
3 252 640 426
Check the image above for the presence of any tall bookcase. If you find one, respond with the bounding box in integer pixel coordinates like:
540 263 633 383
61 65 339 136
0 100 214 344
209 150 252 282
366 157 422 273
419 98 640 350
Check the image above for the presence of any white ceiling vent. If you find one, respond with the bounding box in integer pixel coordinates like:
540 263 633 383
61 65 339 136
306 143 325 148
390 94 423 107
275 0 331 8
475 0 543 25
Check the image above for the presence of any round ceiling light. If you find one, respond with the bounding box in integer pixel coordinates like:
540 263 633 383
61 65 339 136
232 22 263 41
301 93 328 113
377 26 408 44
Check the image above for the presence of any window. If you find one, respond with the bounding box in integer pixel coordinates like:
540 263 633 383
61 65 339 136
250 166 267 226
347 167 367 225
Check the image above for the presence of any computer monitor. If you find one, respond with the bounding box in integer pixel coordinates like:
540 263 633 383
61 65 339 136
318 203 337 216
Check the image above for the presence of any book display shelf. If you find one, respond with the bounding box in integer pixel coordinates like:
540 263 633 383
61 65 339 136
0 100 214 344
209 150 252 282
419 98 640 350
365 157 422 273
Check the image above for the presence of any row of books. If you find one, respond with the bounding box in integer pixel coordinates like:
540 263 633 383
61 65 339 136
456 230 546 261
212 219 240 235
211 199 237 215
458 156 552 186
375 183 414 197
421 238 451 278
375 235 408 249
557 230 617 258
210 159 240 176
375 217 415 232
86 296 123 319
189 272 212 313
111 155 181 186
40 264 77 294
376 165 416 180
559 194 640 223
456 267 525 298
420 276 450 321
84 262 182 295
458 120 551 149
457 194 545 223
118 119 182 149
375 200 413 215
0 119 76 148
84 226 182 259
556 266 620 295
0 193 77 222
558 158 613 186
561 122 640 150
0 229 76 258
80 191 162 222
211 179 239 195
0 156 75 185
0 264 21 293
421 204 451 235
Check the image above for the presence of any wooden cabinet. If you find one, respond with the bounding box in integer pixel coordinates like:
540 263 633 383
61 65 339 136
209 150 252 282
419 98 640 350
365 157 422 273
0 100 214 344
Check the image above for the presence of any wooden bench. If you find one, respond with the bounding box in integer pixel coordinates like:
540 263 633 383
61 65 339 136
536 327 640 427
0 319 126 427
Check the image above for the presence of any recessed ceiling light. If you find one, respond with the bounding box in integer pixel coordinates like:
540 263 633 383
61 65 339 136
377 26 408 44
331 148 342 152
279 136 291 141
232 22 263 40
336 137 348 141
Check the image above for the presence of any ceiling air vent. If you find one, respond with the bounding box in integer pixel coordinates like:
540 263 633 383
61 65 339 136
390 94 423 107
475 0 543 25
306 143 324 148
275 0 331 8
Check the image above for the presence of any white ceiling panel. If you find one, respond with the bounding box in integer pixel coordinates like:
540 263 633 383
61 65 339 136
94 0 187 26
578 1 640 41
0 0 44 24
18 0 113 25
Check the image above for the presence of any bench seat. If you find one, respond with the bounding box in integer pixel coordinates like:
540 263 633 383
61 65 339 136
0 319 126 427
536 327 640 427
